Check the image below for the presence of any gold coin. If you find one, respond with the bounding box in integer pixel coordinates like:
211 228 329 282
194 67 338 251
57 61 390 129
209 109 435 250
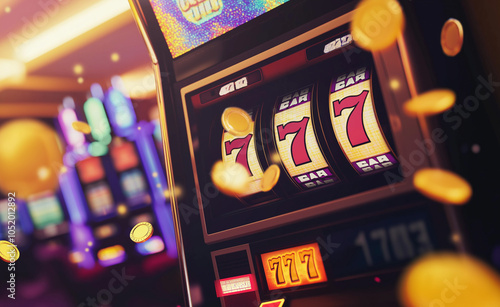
211 160 249 196
130 222 153 243
221 107 252 136
441 18 464 57
351 0 405 51
399 253 500 307
71 121 91 134
261 164 280 192
0 240 20 263
403 89 456 116
413 168 472 205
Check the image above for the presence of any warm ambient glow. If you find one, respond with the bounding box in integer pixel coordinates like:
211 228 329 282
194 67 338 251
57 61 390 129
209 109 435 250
16 0 130 63
73 64 84 75
119 66 156 99
111 52 120 62
0 58 26 83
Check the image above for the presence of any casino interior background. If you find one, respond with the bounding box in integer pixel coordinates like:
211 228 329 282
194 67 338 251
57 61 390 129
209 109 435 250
0 0 499 307
0 0 183 306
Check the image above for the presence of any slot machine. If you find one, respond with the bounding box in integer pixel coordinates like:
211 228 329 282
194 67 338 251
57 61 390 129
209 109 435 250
57 86 177 272
129 0 500 306
0 198 32 251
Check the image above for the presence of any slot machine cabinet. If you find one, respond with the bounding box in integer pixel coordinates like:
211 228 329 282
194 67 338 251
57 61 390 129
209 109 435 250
129 0 500 306
57 92 177 272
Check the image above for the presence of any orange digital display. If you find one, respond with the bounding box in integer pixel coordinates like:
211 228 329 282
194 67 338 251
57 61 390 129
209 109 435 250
274 85 338 189
329 67 398 175
76 156 105 184
261 242 328 290
222 120 264 196
110 142 139 172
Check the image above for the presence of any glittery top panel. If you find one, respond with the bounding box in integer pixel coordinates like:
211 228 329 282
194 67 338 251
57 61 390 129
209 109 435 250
149 0 290 58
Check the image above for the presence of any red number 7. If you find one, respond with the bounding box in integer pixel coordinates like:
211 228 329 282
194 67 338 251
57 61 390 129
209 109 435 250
224 134 253 175
277 117 311 167
332 90 370 147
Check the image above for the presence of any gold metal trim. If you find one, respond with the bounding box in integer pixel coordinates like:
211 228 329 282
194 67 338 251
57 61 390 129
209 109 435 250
128 0 158 65
152 61 193 307
129 0 190 304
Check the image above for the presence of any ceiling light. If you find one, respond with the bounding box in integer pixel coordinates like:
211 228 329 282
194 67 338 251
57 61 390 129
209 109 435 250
0 58 26 83
16 0 130 63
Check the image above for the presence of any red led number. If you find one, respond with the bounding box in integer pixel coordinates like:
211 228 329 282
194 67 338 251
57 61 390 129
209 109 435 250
224 134 253 176
277 117 311 166
332 90 370 147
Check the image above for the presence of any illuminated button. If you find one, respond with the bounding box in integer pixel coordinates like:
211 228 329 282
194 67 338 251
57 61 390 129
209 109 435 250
215 274 257 297
441 19 464 57
403 89 456 116
97 245 126 267
259 299 285 307
136 236 164 256
97 245 125 261
413 168 472 205
351 0 405 51
399 253 500 307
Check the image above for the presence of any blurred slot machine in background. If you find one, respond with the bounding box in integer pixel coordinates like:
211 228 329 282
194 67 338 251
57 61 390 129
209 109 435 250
56 79 177 276
129 0 500 306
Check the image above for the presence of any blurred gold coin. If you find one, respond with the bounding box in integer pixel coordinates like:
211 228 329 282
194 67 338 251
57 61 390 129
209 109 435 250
261 165 280 192
130 222 153 243
441 18 464 57
403 89 456 116
351 0 405 51
211 160 249 196
0 240 20 263
71 121 91 134
221 107 252 136
413 168 472 205
399 252 500 307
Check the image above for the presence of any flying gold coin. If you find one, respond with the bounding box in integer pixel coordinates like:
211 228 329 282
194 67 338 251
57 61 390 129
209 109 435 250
413 168 472 205
221 107 252 136
261 165 280 192
130 222 153 243
403 89 456 116
71 121 91 134
211 160 250 196
0 240 20 263
441 18 464 57
399 252 500 307
351 0 405 51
